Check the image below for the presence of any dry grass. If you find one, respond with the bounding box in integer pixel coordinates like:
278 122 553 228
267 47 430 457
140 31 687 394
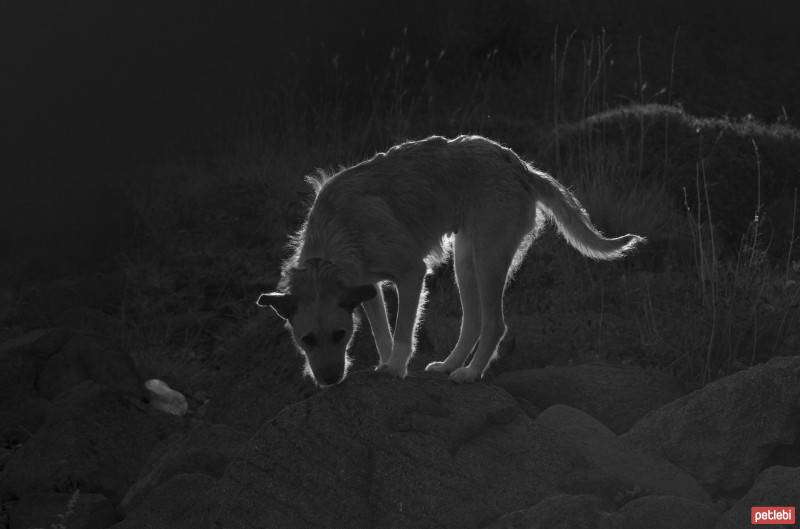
113 29 800 391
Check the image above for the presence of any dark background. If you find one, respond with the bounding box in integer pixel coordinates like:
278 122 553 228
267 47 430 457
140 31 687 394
2 0 799 283
2 5 800 525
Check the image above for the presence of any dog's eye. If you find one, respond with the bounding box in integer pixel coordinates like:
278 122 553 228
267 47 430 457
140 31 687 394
331 329 346 343
301 333 317 347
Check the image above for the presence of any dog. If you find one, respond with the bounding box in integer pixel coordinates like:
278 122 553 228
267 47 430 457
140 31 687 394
258 135 643 386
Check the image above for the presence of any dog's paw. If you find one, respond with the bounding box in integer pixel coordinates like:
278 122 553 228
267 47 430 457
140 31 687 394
374 362 390 373
425 361 455 374
449 366 480 384
374 363 408 378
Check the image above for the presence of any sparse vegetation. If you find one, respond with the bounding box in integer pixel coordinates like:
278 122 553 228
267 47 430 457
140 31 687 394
103 25 800 392
1 18 793 396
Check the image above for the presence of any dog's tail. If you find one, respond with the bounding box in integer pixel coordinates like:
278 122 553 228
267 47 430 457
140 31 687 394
529 168 645 260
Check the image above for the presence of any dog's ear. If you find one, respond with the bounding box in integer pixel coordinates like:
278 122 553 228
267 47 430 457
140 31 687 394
338 284 377 311
256 292 297 320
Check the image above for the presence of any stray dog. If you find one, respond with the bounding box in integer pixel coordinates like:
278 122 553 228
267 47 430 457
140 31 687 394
258 135 643 386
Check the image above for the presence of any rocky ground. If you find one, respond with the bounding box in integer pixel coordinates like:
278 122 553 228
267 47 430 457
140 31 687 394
1 297 798 529
5 4 800 526
2 105 799 529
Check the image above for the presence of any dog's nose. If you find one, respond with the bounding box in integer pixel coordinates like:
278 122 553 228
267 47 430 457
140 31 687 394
317 366 344 386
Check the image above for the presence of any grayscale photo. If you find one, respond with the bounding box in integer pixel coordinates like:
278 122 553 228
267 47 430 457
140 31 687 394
1 1 799 528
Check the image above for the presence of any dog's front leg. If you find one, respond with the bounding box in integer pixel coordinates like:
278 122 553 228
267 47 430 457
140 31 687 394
376 268 426 378
362 285 393 364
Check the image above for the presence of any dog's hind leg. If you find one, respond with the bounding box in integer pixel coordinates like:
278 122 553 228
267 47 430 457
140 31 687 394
426 232 480 373
450 220 526 384
376 266 427 378
362 285 393 364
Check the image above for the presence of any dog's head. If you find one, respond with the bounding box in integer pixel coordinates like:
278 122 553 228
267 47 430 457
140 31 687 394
257 272 376 386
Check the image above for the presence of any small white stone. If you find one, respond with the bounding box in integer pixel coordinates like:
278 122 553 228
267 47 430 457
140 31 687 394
145 378 188 416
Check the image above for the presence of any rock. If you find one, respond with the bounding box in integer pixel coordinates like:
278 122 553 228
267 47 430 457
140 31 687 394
715 466 800 529
615 495 721 529
532 405 711 505
107 372 711 529
493 362 684 433
0 328 72 401
110 473 217 529
0 397 51 444
0 381 179 503
145 379 189 416
621 356 800 493
765 432 800 468
9 491 119 529
483 494 614 529
199 374 706 528
37 334 143 399
121 422 247 515
0 330 70 445
212 372 566 529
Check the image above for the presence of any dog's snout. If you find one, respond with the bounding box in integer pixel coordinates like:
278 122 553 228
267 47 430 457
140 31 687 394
316 365 344 386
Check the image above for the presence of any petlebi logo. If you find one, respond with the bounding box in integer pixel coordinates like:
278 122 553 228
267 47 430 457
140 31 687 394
751 506 795 525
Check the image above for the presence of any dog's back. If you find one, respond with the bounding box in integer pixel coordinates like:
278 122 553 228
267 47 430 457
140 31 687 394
299 135 538 280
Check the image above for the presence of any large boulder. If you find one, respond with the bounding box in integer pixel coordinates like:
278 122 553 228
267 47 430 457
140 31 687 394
0 329 70 447
532 405 711 504
0 397 52 446
621 356 800 493
715 466 800 529
212 372 560 529
765 432 800 468
122 373 710 528
0 328 72 401
121 422 248 514
9 491 119 529
483 494 614 529
615 495 721 529
0 381 179 504
111 473 218 529
493 363 684 433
